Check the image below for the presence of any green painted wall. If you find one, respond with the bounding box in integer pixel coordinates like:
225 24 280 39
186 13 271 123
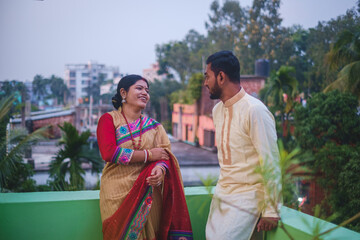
1 187 359 240
0 191 102 240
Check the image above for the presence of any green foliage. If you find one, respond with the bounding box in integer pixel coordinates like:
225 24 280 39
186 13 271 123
295 91 359 151
156 41 191 85
187 73 204 101
49 122 103 191
0 80 27 116
169 89 193 106
2 161 37 192
149 78 182 121
32 75 69 105
49 75 70 105
262 66 298 115
324 27 360 99
294 90 360 231
32 75 50 101
86 73 107 104
0 95 48 192
155 1 360 98
305 8 360 93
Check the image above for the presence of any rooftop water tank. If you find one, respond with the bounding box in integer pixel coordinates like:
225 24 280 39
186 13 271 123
255 59 270 77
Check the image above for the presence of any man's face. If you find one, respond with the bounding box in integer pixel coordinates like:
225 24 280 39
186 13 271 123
204 63 222 99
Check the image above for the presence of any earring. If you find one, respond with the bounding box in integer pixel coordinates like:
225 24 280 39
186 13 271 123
122 96 126 103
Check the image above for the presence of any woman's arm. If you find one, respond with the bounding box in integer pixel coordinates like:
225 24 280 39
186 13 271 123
96 113 168 165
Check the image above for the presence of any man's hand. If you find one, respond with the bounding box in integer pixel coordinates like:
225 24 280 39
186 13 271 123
257 217 279 232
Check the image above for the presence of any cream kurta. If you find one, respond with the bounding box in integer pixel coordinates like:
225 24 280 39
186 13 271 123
206 88 281 240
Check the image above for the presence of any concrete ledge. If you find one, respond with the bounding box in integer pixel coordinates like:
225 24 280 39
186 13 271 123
1 187 359 240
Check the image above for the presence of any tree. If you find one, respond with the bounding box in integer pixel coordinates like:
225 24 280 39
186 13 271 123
262 66 298 119
156 30 208 85
149 78 182 127
286 26 312 93
324 27 360 99
205 0 246 52
32 75 69 106
32 75 50 101
49 75 69 105
49 122 103 190
261 66 298 146
86 73 107 104
294 90 360 231
187 73 204 145
305 8 360 93
156 41 191 85
0 95 47 192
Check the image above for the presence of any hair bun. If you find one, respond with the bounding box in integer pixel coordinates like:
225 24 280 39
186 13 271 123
112 94 121 109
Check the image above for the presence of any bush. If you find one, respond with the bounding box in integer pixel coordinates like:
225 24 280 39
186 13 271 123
294 90 360 231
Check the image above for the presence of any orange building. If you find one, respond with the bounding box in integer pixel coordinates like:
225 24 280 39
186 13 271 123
172 75 266 148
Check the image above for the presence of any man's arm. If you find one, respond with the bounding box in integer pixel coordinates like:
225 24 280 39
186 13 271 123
248 104 282 231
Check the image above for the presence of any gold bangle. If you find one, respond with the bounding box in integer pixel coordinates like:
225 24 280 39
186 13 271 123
159 166 166 175
148 150 153 161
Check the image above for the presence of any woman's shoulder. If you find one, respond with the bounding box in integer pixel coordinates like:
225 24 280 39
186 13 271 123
142 115 161 129
99 112 113 121
97 111 120 128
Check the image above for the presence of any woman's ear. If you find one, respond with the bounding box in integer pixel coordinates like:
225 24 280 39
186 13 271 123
120 88 126 98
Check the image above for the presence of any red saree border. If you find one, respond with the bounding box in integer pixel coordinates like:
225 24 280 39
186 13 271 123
102 156 193 240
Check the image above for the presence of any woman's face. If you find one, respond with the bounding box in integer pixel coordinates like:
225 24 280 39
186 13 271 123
122 80 150 110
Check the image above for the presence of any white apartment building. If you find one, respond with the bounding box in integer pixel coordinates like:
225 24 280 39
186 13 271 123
64 61 120 105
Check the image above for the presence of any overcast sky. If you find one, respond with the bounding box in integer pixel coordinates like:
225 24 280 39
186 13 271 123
0 0 357 82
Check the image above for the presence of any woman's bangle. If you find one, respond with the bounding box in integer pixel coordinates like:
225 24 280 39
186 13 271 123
144 150 148 163
159 166 166 175
148 150 152 161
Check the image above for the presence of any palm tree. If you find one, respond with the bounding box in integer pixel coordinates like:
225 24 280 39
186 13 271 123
324 27 360 100
261 66 298 139
262 66 298 118
49 75 69 105
0 96 47 192
49 122 103 191
32 75 50 101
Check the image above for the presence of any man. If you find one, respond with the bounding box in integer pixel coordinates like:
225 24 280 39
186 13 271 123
204 51 281 240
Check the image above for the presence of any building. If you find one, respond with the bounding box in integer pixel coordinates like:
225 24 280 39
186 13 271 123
10 108 76 138
172 75 267 148
64 61 120 105
142 63 166 82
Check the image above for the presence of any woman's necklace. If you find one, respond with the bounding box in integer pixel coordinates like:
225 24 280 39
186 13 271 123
121 111 143 150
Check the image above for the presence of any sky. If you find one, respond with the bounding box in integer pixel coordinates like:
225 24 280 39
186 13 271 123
0 0 358 82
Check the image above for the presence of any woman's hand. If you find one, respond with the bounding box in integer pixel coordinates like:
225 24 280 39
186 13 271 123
146 166 165 187
149 148 169 161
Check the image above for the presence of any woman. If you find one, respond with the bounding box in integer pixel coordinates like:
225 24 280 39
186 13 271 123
97 75 192 240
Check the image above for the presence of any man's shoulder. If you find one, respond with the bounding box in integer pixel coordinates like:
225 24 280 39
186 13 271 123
241 94 267 110
212 101 223 115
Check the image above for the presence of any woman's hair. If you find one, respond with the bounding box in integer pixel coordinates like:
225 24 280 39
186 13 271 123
112 74 149 109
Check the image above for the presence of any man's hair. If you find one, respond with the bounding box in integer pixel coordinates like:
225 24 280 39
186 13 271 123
206 51 240 83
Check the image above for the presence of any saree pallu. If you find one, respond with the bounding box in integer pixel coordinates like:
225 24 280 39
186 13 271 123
102 156 193 240
99 110 192 240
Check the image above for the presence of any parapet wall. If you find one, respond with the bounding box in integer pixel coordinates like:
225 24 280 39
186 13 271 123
0 187 359 240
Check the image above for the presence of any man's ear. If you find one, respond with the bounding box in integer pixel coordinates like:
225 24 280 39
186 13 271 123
218 72 225 84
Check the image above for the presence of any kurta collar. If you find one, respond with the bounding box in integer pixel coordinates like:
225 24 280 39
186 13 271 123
224 87 246 108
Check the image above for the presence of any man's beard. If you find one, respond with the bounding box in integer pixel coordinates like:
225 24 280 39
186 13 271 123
209 81 222 99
